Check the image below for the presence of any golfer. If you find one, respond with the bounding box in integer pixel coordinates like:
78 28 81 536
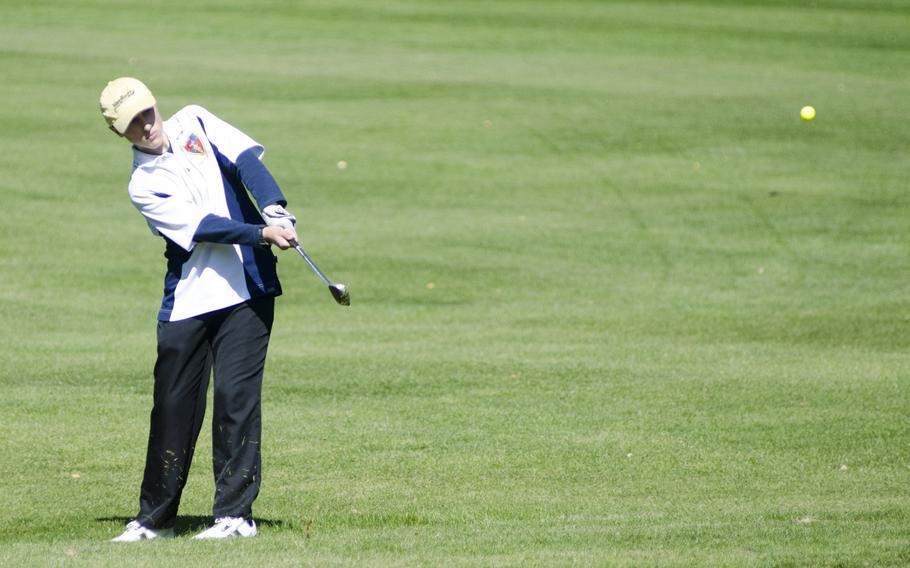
100 77 298 541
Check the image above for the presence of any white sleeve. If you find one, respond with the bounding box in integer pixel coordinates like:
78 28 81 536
185 105 264 162
129 171 207 252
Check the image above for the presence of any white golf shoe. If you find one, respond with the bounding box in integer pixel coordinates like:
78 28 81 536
111 520 175 542
192 516 257 540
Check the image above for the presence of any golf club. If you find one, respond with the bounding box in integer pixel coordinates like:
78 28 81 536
289 240 350 306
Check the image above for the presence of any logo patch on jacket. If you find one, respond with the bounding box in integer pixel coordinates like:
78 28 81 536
183 134 205 155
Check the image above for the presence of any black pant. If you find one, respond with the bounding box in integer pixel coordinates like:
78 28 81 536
136 296 274 529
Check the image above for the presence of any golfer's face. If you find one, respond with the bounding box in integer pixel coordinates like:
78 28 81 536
124 106 164 153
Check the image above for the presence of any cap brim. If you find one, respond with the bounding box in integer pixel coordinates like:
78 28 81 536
111 92 156 134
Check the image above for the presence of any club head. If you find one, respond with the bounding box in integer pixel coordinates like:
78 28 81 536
329 284 350 306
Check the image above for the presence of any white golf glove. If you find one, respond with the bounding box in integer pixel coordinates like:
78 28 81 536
261 204 297 229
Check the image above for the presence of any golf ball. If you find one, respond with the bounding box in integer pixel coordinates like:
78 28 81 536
800 105 816 121
337 160 348 170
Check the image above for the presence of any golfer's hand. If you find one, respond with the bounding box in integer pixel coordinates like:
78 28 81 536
262 204 297 229
262 225 298 250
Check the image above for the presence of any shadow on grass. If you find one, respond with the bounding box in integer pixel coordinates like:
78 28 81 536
97 516 290 537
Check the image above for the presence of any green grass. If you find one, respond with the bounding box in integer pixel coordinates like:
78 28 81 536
2 0 910 565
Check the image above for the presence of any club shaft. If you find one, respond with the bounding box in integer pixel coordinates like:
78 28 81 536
292 243 333 287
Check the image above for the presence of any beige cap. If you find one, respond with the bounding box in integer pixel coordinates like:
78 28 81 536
99 77 156 134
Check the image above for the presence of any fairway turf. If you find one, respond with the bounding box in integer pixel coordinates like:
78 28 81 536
2 1 910 566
